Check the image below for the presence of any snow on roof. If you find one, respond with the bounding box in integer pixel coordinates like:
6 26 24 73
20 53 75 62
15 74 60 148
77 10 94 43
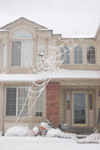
0 69 100 82
0 29 9 32
62 35 95 39
51 69 100 79
35 29 52 31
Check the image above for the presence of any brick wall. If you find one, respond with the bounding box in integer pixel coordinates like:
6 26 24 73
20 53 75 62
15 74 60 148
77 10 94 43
46 82 59 127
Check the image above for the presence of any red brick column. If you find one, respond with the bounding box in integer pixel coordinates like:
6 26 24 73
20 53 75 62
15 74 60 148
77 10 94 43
46 82 59 127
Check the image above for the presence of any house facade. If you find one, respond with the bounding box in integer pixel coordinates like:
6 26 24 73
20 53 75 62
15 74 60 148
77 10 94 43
0 17 100 134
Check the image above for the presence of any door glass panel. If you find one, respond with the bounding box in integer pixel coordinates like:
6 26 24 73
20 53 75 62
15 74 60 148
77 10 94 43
74 93 86 124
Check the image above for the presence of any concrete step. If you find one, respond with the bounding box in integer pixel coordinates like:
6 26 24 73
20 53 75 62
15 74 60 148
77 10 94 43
68 127 94 135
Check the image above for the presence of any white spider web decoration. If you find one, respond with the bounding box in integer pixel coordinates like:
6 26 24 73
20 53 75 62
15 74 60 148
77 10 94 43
13 18 100 126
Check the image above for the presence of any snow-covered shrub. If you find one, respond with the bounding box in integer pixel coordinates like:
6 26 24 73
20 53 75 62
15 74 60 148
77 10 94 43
46 128 77 140
46 128 65 137
32 127 39 136
5 126 33 136
78 134 100 143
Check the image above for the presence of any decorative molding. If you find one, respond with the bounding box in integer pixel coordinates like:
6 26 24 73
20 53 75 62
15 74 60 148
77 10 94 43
60 79 100 86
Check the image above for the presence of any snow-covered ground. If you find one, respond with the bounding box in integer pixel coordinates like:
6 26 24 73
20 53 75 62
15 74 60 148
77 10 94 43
0 126 100 150
0 136 100 150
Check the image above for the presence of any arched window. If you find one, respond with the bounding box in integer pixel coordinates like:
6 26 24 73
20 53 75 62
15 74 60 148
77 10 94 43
61 46 70 64
87 46 95 64
74 46 83 64
12 29 33 39
11 29 33 66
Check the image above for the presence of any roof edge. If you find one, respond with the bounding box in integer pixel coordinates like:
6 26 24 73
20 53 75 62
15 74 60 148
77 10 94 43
94 23 100 40
0 17 48 29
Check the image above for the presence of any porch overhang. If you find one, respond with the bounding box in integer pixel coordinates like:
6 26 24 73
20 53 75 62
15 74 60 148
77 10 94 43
0 69 100 83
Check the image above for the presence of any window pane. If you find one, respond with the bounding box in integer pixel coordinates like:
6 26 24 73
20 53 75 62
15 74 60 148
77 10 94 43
35 87 43 117
12 29 32 39
11 42 21 66
21 41 33 66
2 44 7 68
37 43 46 67
87 46 95 64
61 46 70 64
67 94 70 109
74 46 83 64
6 88 16 116
18 88 29 117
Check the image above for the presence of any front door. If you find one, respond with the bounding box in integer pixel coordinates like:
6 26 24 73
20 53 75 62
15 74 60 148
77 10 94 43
72 92 88 126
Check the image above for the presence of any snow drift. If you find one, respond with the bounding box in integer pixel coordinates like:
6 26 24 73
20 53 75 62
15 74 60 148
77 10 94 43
5 126 33 136
78 134 100 143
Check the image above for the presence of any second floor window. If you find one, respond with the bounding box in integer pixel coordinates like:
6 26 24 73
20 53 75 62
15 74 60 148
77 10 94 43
37 42 46 68
87 46 95 64
61 46 70 64
74 46 83 64
11 29 33 66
